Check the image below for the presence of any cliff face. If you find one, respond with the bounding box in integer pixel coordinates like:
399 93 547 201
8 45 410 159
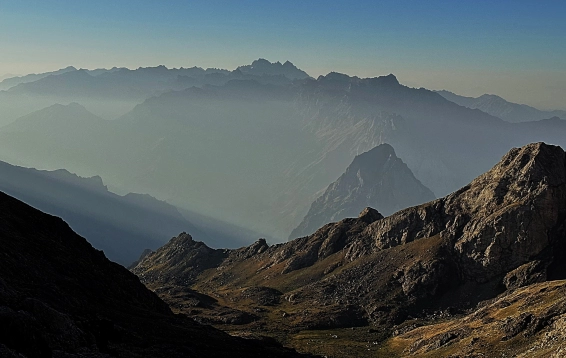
290 143 435 239
352 141 566 281
133 143 566 335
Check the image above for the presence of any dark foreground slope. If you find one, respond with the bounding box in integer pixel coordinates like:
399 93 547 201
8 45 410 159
0 191 312 358
133 142 566 356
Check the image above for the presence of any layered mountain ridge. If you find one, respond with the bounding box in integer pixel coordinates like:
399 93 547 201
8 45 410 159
1 66 566 242
437 90 566 122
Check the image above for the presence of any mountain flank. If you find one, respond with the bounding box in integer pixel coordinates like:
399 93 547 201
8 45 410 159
0 190 312 357
132 142 566 357
290 143 435 239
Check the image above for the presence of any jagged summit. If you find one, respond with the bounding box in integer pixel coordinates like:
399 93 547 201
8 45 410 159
315 72 399 87
289 143 435 239
370 73 399 86
236 58 311 80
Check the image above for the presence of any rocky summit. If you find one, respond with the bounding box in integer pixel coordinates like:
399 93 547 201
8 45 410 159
0 191 312 357
132 142 566 357
290 143 435 239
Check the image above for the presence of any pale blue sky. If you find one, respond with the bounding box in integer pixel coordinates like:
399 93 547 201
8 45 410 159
1 0 565 109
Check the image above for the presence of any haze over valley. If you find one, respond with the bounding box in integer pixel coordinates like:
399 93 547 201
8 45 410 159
1 60 565 245
1 1 566 357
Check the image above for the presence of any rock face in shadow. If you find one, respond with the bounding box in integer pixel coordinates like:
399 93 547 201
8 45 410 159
0 191 312 357
290 143 435 239
133 143 566 333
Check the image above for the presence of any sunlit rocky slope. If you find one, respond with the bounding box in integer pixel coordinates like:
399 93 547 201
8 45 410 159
132 142 566 357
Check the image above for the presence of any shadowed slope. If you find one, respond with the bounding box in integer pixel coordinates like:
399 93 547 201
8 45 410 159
0 191 313 357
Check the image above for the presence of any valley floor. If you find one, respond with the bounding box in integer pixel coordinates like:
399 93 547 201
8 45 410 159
160 280 566 358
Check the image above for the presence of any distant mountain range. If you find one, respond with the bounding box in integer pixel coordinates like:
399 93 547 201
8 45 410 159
1 71 566 240
437 90 566 122
2 59 308 102
0 59 311 125
0 60 565 241
290 143 435 239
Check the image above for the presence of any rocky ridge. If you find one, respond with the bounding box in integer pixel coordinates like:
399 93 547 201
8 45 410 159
132 142 566 356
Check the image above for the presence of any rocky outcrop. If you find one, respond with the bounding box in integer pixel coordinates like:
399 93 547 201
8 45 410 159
290 143 435 239
356 142 566 281
132 232 229 285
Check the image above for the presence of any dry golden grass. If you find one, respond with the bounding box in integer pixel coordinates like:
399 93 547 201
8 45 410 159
386 280 566 357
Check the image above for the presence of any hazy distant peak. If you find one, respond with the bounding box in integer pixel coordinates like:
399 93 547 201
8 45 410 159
47 102 89 112
138 65 169 72
478 93 505 101
0 65 79 90
250 58 271 67
372 73 399 86
289 142 435 239
2 101 103 133
353 142 395 161
67 101 87 109
437 89 566 122
317 72 356 83
237 58 310 80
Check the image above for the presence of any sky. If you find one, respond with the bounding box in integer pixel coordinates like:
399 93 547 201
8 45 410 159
0 0 565 109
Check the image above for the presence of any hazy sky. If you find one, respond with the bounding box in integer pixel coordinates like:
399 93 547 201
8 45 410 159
1 0 565 109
